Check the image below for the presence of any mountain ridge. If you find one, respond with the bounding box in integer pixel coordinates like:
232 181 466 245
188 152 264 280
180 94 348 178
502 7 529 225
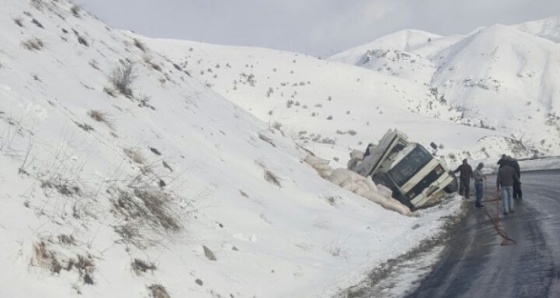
328 17 560 156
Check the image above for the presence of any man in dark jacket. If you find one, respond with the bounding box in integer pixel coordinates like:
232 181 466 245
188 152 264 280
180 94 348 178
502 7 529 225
497 157 520 215
510 158 522 200
454 159 473 198
497 154 508 169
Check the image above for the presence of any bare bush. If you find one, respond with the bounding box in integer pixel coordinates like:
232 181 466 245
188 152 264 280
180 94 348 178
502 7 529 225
132 258 156 275
109 61 137 97
110 187 182 246
70 5 81 17
14 18 23 27
40 177 81 197
134 188 181 231
32 240 96 285
326 196 337 206
143 56 162 71
103 86 117 98
162 160 173 172
31 18 44 29
75 121 94 132
21 38 44 51
258 133 276 147
58 234 76 246
89 60 100 70
88 110 113 129
132 39 147 52
88 110 105 122
33 241 60 273
136 94 156 110
74 255 95 285
264 170 281 187
148 284 170 298
77 36 89 47
114 223 143 247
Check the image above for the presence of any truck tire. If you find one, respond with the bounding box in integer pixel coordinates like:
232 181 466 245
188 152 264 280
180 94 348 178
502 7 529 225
444 172 458 193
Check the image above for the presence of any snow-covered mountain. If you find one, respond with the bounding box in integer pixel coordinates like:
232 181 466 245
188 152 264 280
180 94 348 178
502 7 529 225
515 16 560 43
0 0 470 297
138 33 539 171
329 19 560 156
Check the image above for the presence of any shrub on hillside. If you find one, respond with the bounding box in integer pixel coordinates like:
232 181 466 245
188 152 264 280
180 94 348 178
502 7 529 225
109 61 137 97
21 38 44 51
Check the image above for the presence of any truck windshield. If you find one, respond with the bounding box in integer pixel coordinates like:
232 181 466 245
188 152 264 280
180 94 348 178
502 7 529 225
388 145 432 186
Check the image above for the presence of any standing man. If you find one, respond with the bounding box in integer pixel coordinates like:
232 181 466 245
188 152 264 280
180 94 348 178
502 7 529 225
511 158 522 200
497 154 507 169
473 162 486 208
497 157 520 215
454 159 473 198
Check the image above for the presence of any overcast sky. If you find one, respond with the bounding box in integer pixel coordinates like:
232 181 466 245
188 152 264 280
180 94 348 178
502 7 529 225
74 0 560 57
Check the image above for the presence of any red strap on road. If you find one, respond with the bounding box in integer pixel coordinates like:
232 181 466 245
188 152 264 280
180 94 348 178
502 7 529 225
480 189 517 246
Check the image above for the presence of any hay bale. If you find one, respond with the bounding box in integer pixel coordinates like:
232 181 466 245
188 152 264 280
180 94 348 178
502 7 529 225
376 184 393 199
363 190 387 205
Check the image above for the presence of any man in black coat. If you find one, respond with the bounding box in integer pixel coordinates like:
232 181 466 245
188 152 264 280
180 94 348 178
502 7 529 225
454 159 473 198
510 158 522 200
497 154 507 169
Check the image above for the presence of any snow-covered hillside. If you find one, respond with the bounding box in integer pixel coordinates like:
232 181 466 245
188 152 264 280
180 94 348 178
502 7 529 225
329 19 560 156
139 35 525 170
0 0 468 297
515 16 560 43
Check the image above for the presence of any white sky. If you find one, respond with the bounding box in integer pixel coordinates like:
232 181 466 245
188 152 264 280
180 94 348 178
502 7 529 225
73 0 560 57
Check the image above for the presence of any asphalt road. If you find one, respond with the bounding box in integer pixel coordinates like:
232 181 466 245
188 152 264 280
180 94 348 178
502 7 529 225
408 169 560 298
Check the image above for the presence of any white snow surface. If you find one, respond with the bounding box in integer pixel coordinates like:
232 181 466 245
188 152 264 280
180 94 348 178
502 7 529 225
0 1 559 297
329 19 560 157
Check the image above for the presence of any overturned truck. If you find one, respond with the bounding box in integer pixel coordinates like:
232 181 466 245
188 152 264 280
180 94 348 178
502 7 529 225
351 129 457 210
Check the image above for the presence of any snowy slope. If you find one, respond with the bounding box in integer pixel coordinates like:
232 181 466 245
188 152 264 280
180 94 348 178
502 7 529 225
0 0 468 297
329 19 560 156
328 30 463 86
515 16 560 43
139 35 515 171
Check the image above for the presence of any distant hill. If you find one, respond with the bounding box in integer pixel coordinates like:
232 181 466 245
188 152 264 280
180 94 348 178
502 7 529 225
329 19 560 157
140 33 528 169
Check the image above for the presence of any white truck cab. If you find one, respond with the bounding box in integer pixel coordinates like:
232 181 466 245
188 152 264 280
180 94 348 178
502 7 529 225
353 129 457 210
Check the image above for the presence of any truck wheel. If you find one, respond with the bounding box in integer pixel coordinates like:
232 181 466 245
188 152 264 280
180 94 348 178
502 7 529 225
444 172 458 193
